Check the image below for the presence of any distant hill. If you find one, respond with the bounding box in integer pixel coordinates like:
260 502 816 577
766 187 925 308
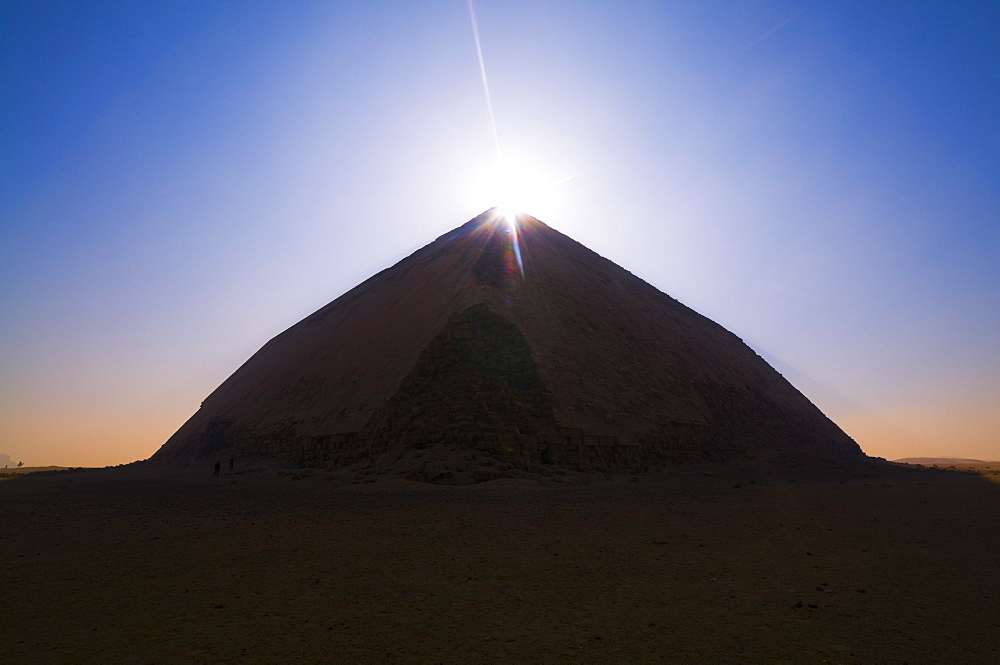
0 466 74 480
894 457 990 464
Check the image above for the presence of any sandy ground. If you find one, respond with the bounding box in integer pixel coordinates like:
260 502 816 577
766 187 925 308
2 460 998 664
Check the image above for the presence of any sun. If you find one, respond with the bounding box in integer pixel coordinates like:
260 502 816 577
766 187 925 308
466 152 576 221
489 157 545 212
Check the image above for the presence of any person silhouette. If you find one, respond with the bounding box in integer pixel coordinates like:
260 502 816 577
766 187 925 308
229 457 235 470
213 461 221 477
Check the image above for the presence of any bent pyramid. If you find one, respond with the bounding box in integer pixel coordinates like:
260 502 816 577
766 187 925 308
154 209 864 472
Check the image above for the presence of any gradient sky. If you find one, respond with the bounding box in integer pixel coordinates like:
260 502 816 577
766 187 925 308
3 1 998 467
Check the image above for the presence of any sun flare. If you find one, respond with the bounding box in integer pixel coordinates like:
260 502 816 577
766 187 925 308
466 153 576 221
495 206 518 225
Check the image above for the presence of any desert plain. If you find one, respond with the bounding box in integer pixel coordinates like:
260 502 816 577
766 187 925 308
2 460 999 664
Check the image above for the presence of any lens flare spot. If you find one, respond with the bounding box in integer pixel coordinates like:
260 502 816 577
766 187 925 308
501 210 525 278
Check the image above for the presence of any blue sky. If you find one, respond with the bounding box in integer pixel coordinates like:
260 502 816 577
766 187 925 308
2 1 998 466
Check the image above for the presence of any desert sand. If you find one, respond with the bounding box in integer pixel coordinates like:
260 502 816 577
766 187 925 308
2 461 998 664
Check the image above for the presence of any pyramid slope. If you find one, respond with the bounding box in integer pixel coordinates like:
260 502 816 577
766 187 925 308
155 210 864 471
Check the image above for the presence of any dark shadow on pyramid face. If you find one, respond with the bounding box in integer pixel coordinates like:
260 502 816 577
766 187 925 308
367 302 555 456
154 210 869 477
